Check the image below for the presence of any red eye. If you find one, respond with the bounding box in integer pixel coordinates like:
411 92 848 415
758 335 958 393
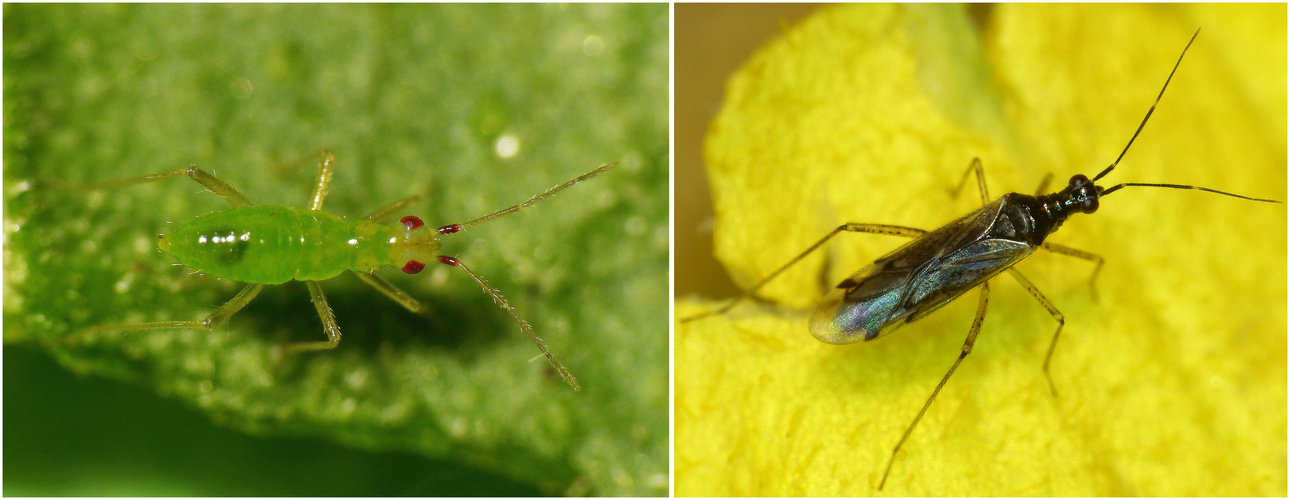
401 260 425 274
401 216 424 230
1080 198 1099 214
1069 174 1089 187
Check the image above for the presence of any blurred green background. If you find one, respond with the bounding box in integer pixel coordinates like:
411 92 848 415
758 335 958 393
4 4 668 496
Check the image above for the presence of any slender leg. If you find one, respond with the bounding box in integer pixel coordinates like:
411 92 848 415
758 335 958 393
61 284 265 346
43 166 254 207
1006 268 1066 397
950 157 990 204
363 195 422 222
307 149 335 211
350 270 448 337
1040 241 1105 299
350 271 436 315
436 255 580 390
681 223 928 323
879 282 989 490
279 281 342 353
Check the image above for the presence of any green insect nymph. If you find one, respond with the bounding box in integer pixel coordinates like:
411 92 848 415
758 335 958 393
158 206 442 284
52 150 616 390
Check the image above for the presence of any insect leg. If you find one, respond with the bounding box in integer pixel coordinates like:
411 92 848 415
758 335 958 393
350 271 449 337
60 283 266 346
363 195 423 222
43 166 254 207
682 223 927 323
280 281 343 353
436 255 580 390
1005 268 1066 397
879 282 989 490
349 271 434 314
1040 242 1105 300
307 149 335 211
949 157 990 204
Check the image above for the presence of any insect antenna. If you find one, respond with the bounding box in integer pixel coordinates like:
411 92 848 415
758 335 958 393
1099 182 1282 203
1092 29 1199 183
1085 27 1281 206
438 161 617 234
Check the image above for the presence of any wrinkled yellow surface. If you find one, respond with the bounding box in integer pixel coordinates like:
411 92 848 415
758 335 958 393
677 4 1286 496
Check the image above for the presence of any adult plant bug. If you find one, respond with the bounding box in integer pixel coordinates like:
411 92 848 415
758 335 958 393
681 28 1281 489
50 151 616 390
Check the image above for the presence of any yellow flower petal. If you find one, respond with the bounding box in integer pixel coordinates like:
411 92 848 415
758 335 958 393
678 4 1286 495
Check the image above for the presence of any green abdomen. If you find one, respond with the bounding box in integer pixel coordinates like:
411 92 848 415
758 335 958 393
159 206 382 284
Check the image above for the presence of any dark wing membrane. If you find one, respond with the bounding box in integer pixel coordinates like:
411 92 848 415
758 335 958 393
903 237 1034 324
809 198 1035 344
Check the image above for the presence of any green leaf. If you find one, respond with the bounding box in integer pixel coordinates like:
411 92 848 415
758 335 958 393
5 4 668 496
